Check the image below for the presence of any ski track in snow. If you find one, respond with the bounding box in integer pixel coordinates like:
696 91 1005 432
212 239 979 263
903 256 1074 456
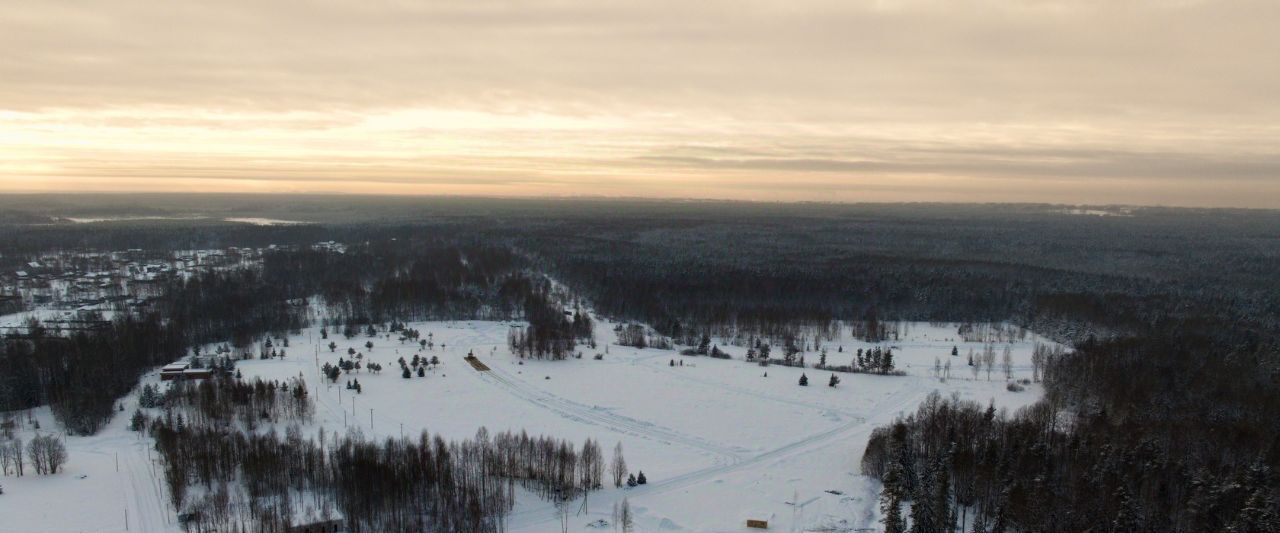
629 350 865 417
476 363 748 461
503 377 920 529
123 440 171 533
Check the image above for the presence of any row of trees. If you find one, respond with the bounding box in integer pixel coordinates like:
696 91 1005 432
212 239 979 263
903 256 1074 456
813 346 899 375
154 375 314 430
147 407 629 532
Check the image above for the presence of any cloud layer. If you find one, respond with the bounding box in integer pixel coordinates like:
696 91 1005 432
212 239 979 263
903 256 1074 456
2 0 1277 206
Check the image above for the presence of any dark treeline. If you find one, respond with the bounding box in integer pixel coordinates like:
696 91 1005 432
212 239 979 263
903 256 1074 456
164 269 310 349
262 243 585 357
147 399 610 532
0 313 185 434
862 330 1280 532
158 375 314 431
258 243 534 323
466 203 1278 352
507 285 588 360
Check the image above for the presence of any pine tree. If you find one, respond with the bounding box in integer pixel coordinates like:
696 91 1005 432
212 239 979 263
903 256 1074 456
931 449 953 533
799 373 809 386
129 409 147 431
882 460 907 533
910 462 935 533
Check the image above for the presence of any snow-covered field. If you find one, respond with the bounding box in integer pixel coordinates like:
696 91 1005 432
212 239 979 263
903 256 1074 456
1 319 1057 532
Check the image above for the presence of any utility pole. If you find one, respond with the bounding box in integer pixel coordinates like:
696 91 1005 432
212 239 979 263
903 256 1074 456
786 490 818 533
369 408 374 433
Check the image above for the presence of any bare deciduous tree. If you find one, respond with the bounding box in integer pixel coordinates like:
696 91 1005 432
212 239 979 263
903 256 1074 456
26 434 66 475
611 442 627 488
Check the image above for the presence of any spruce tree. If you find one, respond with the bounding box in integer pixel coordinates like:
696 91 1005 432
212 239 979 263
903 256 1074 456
881 460 907 533
931 449 953 533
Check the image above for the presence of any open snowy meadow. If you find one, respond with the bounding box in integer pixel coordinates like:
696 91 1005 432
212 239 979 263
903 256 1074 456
2 317 1057 532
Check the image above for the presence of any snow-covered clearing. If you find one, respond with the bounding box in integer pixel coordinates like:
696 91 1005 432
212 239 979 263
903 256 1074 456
1 319 1057 532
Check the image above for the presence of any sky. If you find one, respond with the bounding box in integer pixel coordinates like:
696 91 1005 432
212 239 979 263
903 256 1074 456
1 0 1278 207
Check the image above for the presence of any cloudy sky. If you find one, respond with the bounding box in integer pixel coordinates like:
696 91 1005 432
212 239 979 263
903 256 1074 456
1 0 1277 207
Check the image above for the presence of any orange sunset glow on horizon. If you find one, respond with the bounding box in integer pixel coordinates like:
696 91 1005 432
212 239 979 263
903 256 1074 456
2 0 1278 207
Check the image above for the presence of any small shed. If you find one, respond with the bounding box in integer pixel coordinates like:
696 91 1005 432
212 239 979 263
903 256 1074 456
745 512 775 529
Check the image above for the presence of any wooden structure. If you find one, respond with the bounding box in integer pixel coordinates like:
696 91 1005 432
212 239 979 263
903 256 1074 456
464 354 490 371
160 362 212 381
